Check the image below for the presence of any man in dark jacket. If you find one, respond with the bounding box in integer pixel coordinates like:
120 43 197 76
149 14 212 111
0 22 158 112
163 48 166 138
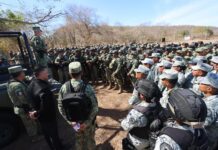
27 66 63 150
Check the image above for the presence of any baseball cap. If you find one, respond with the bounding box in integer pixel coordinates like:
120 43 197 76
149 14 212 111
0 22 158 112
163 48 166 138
150 53 161 58
159 69 178 80
8 66 26 74
141 58 154 65
134 65 150 75
191 62 213 72
172 61 186 67
158 60 172 68
68 62 82 73
210 56 218 64
199 73 218 89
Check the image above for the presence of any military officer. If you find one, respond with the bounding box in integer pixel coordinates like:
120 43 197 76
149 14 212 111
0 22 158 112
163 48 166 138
31 27 48 67
7 66 39 142
57 62 98 150
199 73 218 149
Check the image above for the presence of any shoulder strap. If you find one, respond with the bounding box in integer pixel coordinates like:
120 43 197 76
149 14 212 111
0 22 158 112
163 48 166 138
160 127 193 150
80 81 88 93
66 81 74 93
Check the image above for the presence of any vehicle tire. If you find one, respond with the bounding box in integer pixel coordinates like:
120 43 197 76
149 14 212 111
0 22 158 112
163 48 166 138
0 113 20 148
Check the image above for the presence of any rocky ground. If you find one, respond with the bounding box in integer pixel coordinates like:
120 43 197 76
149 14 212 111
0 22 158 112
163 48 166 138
3 85 132 150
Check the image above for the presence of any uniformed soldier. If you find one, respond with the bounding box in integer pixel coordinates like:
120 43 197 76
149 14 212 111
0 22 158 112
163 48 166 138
159 69 178 108
154 88 208 150
31 26 48 67
189 62 213 96
172 61 186 87
86 50 98 85
127 51 139 85
121 79 163 150
7 66 39 142
147 53 161 83
199 73 218 149
210 56 218 74
128 65 150 106
55 50 69 84
109 50 123 94
57 62 98 150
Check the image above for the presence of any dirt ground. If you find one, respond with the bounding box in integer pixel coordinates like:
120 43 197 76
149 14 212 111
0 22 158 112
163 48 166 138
3 85 132 150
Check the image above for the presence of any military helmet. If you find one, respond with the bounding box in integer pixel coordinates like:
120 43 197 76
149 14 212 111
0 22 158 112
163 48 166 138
135 79 162 103
167 88 207 123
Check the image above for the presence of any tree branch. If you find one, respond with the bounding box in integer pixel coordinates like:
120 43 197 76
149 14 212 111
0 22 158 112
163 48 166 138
0 8 64 25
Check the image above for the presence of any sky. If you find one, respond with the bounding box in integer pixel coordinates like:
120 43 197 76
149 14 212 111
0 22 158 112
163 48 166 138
1 0 218 29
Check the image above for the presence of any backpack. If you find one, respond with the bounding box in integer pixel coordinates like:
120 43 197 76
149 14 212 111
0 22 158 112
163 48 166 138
62 81 92 122
160 127 208 150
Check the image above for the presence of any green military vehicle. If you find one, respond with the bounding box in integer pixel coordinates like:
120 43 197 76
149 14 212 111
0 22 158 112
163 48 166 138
0 32 61 148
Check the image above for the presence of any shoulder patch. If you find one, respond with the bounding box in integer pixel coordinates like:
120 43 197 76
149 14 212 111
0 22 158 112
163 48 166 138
160 143 173 150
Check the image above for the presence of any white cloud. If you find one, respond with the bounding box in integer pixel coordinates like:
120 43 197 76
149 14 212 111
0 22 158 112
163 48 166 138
153 0 218 26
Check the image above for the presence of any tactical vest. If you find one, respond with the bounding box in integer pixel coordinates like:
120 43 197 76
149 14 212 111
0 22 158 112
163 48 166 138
160 127 208 150
129 103 163 139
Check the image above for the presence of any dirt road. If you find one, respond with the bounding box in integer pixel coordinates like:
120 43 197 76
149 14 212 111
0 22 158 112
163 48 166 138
3 86 131 150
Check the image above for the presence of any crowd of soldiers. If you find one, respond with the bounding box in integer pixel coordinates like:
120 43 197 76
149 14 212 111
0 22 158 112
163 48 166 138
4 26 218 150
46 41 217 91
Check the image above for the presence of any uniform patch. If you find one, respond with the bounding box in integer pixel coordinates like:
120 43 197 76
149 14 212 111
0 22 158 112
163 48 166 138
160 143 173 150
15 90 24 96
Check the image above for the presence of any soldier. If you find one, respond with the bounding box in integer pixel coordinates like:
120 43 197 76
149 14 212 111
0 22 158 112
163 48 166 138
128 65 150 106
189 62 213 96
171 61 186 87
87 50 98 85
156 60 172 91
7 66 39 142
55 50 69 84
147 53 161 83
31 27 48 67
127 51 139 85
57 62 98 150
141 58 154 69
210 56 218 74
159 69 178 108
109 50 123 94
154 88 208 150
199 73 218 149
121 79 163 150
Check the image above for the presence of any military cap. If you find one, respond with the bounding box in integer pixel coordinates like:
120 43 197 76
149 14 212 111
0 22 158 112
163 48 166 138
68 62 82 74
195 47 204 53
191 62 213 72
134 65 150 75
150 53 161 58
210 56 218 64
159 69 178 80
172 61 186 67
200 72 218 89
195 56 207 63
158 60 172 68
172 56 183 62
141 58 154 65
32 26 42 31
8 66 25 74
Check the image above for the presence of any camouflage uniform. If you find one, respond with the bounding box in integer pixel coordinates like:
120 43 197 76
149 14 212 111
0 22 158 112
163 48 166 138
57 78 98 150
7 67 38 137
109 53 123 93
154 122 193 150
121 101 155 149
127 54 139 85
31 35 48 67
87 53 98 85
55 53 69 83
204 95 218 149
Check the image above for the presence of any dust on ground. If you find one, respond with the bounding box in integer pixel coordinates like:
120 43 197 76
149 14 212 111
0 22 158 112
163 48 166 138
3 85 132 150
